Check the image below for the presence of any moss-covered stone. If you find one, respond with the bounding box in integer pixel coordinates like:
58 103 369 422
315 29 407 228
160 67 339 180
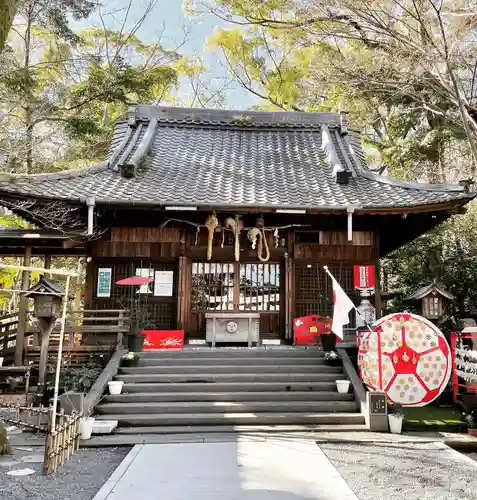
0 421 11 455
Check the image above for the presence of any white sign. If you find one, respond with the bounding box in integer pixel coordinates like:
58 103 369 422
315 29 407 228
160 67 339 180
136 268 154 294
154 271 174 297
97 268 112 298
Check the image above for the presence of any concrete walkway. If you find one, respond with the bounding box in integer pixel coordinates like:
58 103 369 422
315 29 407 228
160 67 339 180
93 439 359 500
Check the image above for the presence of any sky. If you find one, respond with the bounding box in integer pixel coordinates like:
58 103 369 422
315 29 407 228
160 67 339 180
72 0 257 109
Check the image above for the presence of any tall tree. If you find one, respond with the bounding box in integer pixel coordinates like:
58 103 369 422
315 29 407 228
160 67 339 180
0 0 18 53
0 0 186 173
200 0 477 181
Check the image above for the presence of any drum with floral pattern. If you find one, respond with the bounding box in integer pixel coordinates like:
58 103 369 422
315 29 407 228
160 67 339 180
358 312 451 407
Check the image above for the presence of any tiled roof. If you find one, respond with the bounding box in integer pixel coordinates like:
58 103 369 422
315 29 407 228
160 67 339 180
0 105 473 211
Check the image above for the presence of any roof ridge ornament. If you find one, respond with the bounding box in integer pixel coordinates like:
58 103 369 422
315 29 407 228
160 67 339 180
322 124 352 184
340 111 349 136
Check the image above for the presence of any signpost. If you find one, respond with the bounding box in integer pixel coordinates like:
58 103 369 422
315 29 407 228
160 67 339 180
0 263 78 434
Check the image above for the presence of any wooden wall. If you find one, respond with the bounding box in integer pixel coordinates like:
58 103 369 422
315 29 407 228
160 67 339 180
86 225 377 342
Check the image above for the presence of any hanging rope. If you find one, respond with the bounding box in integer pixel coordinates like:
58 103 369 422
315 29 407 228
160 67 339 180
205 212 218 261
225 216 241 261
247 227 270 262
257 227 270 262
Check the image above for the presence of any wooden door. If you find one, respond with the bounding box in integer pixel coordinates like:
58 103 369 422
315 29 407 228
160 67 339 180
188 262 284 340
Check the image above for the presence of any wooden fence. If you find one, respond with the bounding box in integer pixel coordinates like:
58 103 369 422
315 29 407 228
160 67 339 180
0 402 81 475
43 408 81 475
0 402 48 432
0 309 129 363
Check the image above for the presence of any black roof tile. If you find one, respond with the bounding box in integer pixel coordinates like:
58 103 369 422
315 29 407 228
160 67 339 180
0 106 472 210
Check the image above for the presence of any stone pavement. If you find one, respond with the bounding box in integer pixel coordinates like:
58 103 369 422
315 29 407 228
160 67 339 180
93 439 359 500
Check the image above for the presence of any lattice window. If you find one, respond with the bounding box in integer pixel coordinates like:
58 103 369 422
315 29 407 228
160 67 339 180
191 262 282 312
239 263 280 312
191 263 235 311
294 264 355 327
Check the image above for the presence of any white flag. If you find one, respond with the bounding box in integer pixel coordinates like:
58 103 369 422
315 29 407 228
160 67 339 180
325 268 355 339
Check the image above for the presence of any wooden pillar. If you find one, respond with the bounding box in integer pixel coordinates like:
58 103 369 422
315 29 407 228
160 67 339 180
374 259 383 319
15 246 32 365
374 230 382 319
37 318 55 392
284 253 294 342
176 256 191 333
44 254 52 270
84 254 95 310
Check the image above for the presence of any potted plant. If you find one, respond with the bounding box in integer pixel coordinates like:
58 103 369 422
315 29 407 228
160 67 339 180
335 379 351 394
124 299 155 352
388 403 405 434
108 380 124 395
122 351 140 367
463 409 477 437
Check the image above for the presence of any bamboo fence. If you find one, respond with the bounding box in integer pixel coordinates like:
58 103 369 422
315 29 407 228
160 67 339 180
0 402 81 474
43 408 81 474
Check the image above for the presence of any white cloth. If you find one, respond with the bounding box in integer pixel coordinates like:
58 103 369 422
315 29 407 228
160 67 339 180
328 272 355 339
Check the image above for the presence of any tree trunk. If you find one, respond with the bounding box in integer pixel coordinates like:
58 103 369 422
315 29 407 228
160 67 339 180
0 0 18 53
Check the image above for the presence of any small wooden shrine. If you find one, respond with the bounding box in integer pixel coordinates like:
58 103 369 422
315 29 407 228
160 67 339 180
0 106 472 345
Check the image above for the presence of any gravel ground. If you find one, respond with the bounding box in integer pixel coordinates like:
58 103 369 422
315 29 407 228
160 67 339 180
319 442 477 500
0 446 130 500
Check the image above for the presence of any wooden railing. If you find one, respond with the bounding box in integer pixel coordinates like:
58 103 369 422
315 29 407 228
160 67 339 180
0 313 19 359
27 309 130 348
0 310 130 363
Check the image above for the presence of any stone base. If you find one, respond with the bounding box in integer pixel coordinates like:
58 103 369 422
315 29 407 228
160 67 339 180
92 420 118 435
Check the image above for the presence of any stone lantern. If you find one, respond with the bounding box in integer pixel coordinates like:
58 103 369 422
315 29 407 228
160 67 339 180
408 282 454 320
24 276 65 394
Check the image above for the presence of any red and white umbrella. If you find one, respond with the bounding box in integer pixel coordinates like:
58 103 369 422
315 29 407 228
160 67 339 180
116 276 153 286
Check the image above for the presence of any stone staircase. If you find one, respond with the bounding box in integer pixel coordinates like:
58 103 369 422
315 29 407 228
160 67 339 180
95 348 366 434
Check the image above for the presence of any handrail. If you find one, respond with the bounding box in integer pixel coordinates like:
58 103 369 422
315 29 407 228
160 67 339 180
337 347 368 415
83 346 125 417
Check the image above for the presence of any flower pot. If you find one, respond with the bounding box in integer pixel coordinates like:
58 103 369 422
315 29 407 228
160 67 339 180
128 332 145 352
467 428 477 437
108 380 124 395
79 417 95 440
388 414 404 434
336 380 350 394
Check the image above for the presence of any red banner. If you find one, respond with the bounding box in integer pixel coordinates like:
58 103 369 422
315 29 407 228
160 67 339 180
353 265 375 290
142 330 185 350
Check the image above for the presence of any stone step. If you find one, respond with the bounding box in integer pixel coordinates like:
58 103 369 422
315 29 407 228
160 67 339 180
104 391 354 403
96 400 358 415
95 412 366 426
116 372 343 384
139 348 325 359
136 357 329 366
119 364 343 375
121 381 338 393
113 423 368 435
